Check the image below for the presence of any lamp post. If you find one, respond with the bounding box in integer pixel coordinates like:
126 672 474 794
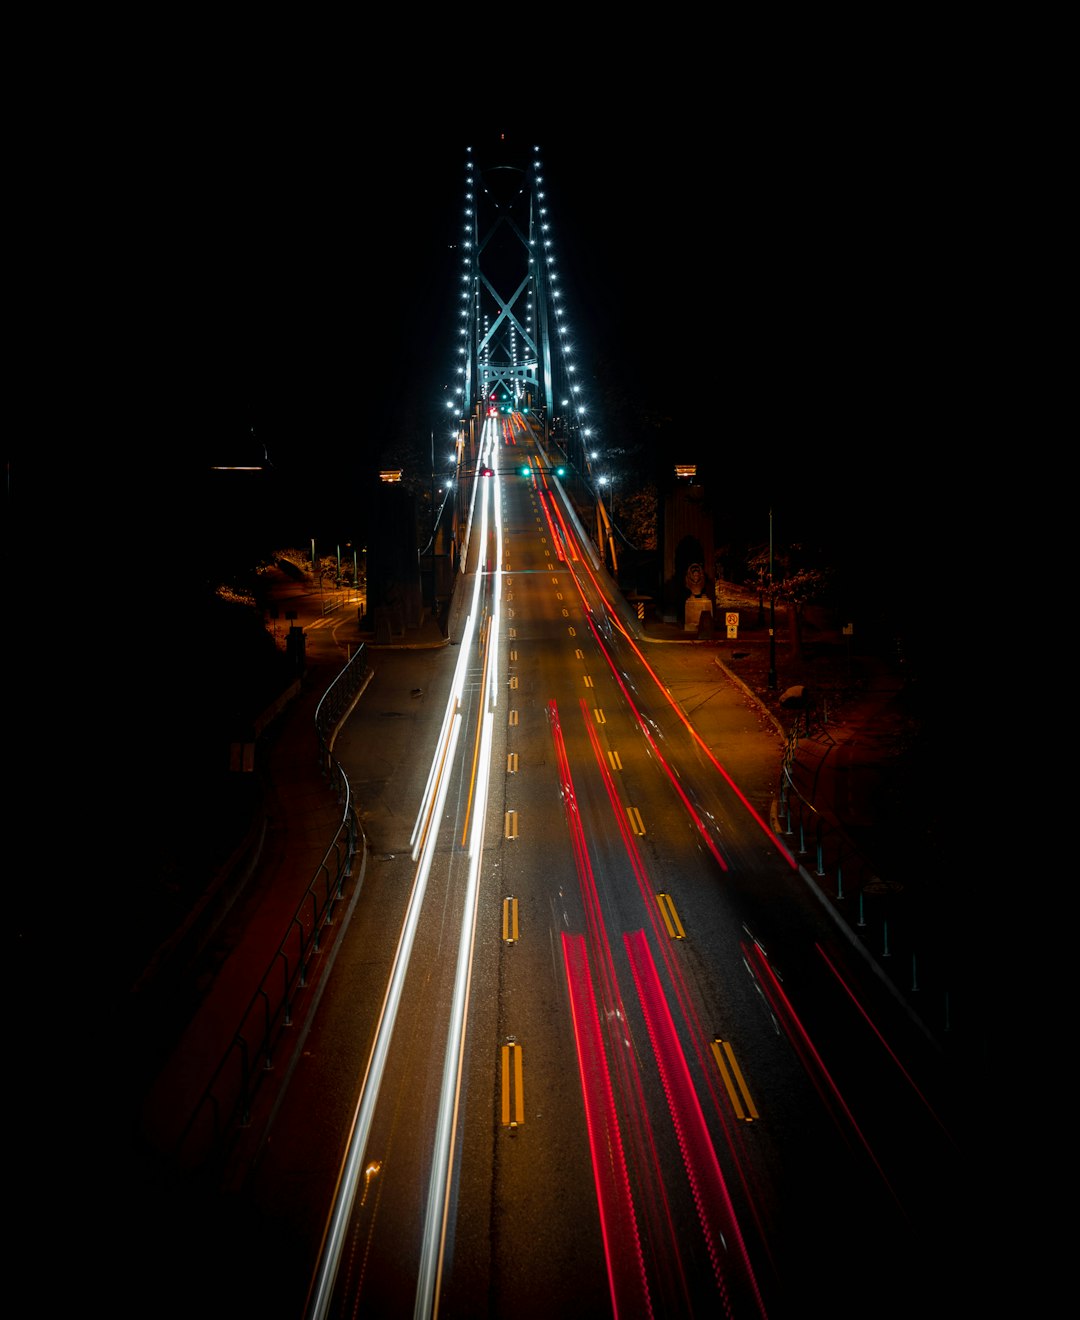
768 508 778 691
310 536 323 605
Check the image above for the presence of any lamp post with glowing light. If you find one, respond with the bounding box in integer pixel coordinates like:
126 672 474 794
768 508 778 691
600 473 618 522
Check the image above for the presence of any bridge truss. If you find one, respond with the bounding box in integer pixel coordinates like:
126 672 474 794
453 140 580 445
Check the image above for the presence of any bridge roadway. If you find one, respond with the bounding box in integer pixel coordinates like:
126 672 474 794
121 438 992 1319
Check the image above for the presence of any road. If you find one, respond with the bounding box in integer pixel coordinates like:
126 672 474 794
220 414 991 1319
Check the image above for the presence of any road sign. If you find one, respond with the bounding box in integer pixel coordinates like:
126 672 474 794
726 611 739 639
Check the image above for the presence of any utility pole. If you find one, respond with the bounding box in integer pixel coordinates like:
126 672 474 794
768 508 778 691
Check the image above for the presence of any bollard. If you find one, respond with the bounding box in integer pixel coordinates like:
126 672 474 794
882 920 891 957
858 891 866 928
815 822 825 877
836 864 843 901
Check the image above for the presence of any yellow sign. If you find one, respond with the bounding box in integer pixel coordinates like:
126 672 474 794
726 611 739 639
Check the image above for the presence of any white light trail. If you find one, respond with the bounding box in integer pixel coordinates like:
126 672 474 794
418 708 493 1319
308 416 504 1320
307 706 462 1320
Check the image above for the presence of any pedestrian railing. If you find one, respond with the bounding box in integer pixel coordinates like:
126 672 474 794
174 645 370 1175
779 718 955 1049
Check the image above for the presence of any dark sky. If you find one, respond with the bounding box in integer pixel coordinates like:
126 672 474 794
170 107 985 558
10 92 993 631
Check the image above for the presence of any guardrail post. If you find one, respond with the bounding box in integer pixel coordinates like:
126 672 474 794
238 1036 252 1127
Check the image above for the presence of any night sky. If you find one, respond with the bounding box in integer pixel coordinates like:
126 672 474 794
8 93 995 675
170 108 984 579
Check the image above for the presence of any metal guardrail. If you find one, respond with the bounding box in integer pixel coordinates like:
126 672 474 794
776 714 953 1043
174 644 370 1173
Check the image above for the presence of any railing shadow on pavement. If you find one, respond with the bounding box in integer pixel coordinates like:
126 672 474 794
778 713 955 1051
173 643 371 1176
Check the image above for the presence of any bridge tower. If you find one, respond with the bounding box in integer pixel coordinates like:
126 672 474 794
455 140 561 442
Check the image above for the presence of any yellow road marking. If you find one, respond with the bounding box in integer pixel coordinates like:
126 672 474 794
627 805 645 836
711 1039 759 1121
501 1042 524 1127
505 811 518 840
656 892 685 938
502 896 519 943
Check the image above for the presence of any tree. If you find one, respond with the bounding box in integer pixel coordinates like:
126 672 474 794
745 544 775 626
615 479 658 551
775 567 833 664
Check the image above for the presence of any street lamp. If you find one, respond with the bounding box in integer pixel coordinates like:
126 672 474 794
600 473 619 520
768 508 778 691
310 537 324 604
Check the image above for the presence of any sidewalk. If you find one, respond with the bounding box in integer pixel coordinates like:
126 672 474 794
128 579 450 1172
